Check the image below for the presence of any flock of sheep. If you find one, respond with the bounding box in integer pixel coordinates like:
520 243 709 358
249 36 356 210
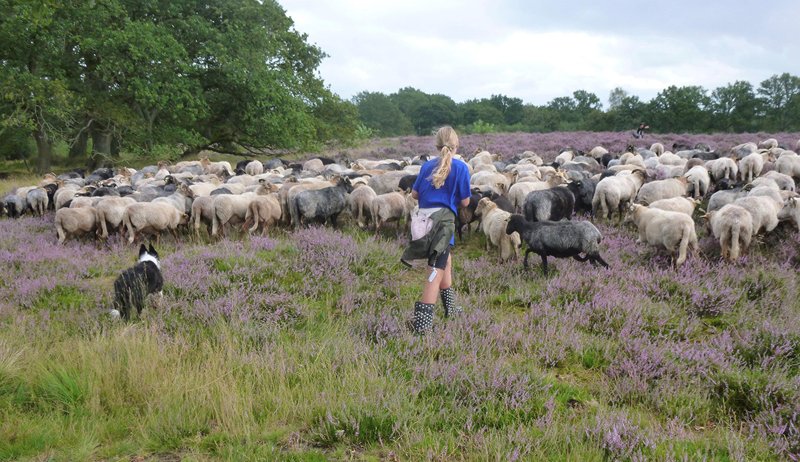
3 137 800 271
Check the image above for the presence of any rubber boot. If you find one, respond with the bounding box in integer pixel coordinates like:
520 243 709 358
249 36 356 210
440 287 463 318
411 301 435 335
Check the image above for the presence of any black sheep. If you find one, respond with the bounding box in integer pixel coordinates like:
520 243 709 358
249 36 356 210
566 179 597 215
293 177 353 228
523 188 575 222
505 214 609 275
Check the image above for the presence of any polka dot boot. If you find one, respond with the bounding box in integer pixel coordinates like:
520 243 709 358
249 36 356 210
440 287 463 318
412 301 435 335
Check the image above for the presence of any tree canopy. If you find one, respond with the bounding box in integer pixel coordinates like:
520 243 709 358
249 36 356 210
0 0 360 170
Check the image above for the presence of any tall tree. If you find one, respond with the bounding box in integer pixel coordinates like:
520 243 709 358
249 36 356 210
757 73 800 131
353 91 412 136
710 81 759 132
648 85 711 133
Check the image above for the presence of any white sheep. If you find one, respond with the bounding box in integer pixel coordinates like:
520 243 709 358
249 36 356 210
592 170 647 220
589 146 608 159
26 187 48 216
683 165 711 199
704 157 738 182
468 151 497 171
762 171 796 192
123 201 186 244
212 184 277 236
191 196 217 237
554 150 575 165
732 196 781 235
470 170 512 194
245 160 264 176
776 153 800 179
648 196 699 217
200 158 234 177
54 183 81 210
628 204 698 267
475 197 520 262
738 152 764 183
55 206 97 243
778 197 800 230
244 193 282 235
370 192 410 231
758 138 778 150
96 196 137 238
731 142 758 160
650 143 665 156
303 158 325 174
507 174 566 212
348 185 378 228
635 177 687 205
658 151 685 166
708 204 754 261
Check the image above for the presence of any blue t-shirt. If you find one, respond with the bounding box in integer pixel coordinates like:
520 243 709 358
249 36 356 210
413 158 471 245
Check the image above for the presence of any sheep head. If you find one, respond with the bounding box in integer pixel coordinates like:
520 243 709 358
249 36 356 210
474 197 496 218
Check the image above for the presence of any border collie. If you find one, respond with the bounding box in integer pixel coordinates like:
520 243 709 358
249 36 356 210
111 244 164 320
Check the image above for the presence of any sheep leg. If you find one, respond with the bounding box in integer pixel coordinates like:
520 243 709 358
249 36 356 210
540 254 549 276
523 249 532 269
591 254 609 268
573 254 590 262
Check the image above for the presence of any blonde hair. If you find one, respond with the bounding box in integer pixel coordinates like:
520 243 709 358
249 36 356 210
432 126 459 188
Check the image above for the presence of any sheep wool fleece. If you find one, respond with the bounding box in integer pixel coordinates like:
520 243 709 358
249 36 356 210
412 301 435 334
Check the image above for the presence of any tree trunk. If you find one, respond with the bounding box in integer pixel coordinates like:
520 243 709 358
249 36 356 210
90 127 112 169
34 127 52 174
69 129 89 160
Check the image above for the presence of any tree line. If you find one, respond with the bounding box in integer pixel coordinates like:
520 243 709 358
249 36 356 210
354 74 800 138
0 0 361 172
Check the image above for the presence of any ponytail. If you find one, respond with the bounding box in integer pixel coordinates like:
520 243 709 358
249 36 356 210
431 126 458 189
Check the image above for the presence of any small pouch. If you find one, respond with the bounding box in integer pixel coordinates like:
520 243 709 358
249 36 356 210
410 206 435 240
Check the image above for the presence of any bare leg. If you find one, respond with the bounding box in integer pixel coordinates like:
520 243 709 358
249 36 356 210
421 254 451 304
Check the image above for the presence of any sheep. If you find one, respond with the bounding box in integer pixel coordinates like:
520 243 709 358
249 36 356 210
589 146 609 159
684 165 711 199
648 196 699 217
212 183 278 236
566 178 598 215
470 170 512 194
627 204 698 267
367 171 407 195
152 183 194 215
26 188 48 216
762 171 796 192
123 201 187 244
733 196 781 235
303 158 324 174
658 151 686 166
523 187 575 222
468 150 496 170
370 192 410 231
731 142 758 160
776 154 800 180
191 196 217 237
244 193 282 235
738 152 764 183
650 143 665 156
507 174 565 212
285 178 337 227
708 204 753 261
758 138 778 150
54 183 82 210
3 193 24 218
348 184 378 228
474 198 520 262
707 187 749 213
55 206 98 243
200 158 234 177
244 160 264 176
635 177 687 205
778 197 800 230
504 214 608 274
592 170 647 220
654 164 687 180
96 196 137 238
704 157 738 182
554 149 575 166
293 176 353 228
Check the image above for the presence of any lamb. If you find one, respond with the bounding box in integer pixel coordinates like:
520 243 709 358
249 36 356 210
704 157 738 182
293 176 353 228
244 160 264 176
370 192 410 231
648 196 699 217
732 196 781 235
348 184 378 228
474 198 521 262
738 152 764 183
635 177 687 205
523 187 575 222
96 196 137 238
627 204 698 267
123 201 187 244
592 170 647 220
55 206 98 243
244 193 282 235
504 214 608 274
684 165 711 199
708 204 753 261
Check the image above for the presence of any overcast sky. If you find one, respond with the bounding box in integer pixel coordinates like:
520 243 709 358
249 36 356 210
280 0 799 108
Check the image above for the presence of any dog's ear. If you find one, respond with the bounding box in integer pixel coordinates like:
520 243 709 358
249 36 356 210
148 243 158 258
139 244 147 257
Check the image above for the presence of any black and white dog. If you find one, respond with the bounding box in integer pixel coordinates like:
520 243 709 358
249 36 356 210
111 244 164 320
